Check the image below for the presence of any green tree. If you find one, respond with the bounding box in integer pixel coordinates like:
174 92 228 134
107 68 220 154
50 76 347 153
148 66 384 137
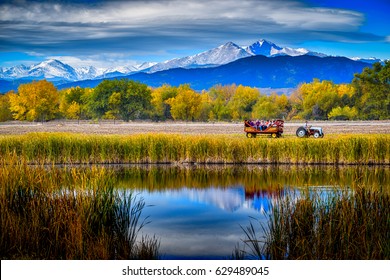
353 61 390 119
8 80 59 121
88 79 151 121
105 91 121 122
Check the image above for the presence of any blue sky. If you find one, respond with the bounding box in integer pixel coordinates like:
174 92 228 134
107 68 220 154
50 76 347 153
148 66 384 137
0 0 389 68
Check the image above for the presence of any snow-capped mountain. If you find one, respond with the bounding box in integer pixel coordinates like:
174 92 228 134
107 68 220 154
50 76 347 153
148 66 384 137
245 40 283 56
148 40 329 72
28 59 79 81
0 64 30 78
136 61 158 71
0 39 379 85
75 66 105 80
245 39 327 57
0 60 149 81
0 59 79 81
351 57 382 64
148 42 250 72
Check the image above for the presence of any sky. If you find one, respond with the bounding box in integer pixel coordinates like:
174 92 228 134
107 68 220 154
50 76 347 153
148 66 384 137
0 0 389 68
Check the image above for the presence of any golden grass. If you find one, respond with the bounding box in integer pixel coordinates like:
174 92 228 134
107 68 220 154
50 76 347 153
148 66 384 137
0 133 388 164
0 155 159 260
241 187 390 260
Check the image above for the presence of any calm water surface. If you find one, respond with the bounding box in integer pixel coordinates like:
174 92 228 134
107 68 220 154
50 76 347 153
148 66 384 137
113 165 389 259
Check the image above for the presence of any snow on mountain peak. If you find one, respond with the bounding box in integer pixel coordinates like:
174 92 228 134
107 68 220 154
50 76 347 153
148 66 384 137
246 40 313 57
246 40 281 56
28 59 79 80
2 38 372 84
148 41 250 72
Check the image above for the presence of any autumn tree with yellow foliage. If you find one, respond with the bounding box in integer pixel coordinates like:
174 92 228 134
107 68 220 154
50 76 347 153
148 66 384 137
165 84 201 121
252 92 290 120
59 87 92 121
207 85 236 121
291 79 357 120
0 92 13 122
150 84 178 120
8 80 59 121
228 85 259 120
2 61 387 123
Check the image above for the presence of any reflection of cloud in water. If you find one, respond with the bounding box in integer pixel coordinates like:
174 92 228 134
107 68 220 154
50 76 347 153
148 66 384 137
168 187 245 212
139 186 275 259
151 186 277 212
245 192 272 213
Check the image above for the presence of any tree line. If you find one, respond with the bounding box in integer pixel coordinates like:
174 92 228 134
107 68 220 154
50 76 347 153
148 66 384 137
0 61 389 122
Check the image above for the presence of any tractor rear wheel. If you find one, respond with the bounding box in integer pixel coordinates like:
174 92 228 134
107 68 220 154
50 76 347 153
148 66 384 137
296 127 307 138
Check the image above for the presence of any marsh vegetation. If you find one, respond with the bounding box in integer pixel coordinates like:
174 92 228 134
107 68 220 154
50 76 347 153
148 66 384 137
0 133 388 165
0 132 389 259
240 188 390 260
0 156 159 260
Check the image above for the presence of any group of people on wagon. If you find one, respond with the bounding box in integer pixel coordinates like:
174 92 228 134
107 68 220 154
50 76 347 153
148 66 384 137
246 119 278 131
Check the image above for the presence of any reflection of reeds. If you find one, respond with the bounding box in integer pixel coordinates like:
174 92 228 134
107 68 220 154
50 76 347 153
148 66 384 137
0 156 159 260
112 165 390 194
241 188 390 260
0 133 388 164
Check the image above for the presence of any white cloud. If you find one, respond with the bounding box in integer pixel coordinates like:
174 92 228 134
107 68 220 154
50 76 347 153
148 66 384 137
0 0 375 65
48 54 139 68
0 0 363 30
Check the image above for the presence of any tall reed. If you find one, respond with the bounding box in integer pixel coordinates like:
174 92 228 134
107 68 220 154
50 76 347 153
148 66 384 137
0 133 388 165
241 188 390 260
0 155 159 260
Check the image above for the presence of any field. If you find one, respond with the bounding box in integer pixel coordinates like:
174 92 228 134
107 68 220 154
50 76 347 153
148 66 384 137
0 120 389 135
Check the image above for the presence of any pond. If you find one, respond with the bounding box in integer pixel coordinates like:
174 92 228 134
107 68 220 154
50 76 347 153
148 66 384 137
111 165 389 259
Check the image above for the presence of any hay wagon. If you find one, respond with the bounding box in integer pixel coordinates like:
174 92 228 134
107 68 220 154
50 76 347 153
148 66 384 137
244 119 284 138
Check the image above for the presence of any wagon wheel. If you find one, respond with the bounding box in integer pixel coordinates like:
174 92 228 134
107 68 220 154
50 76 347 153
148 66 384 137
246 133 256 138
271 133 277 138
296 127 307 138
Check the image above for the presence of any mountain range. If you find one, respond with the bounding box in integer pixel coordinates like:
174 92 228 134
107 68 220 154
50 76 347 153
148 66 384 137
0 39 380 93
61 55 371 91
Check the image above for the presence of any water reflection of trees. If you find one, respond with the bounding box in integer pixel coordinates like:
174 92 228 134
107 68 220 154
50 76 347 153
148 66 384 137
111 164 388 193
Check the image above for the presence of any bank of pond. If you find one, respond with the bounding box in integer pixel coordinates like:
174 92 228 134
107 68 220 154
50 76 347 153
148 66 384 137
0 133 389 165
1 161 389 260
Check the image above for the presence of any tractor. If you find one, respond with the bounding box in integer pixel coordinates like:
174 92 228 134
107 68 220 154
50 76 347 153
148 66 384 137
296 124 324 138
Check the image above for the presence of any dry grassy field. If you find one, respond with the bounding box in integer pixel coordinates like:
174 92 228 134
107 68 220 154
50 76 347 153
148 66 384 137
0 120 389 135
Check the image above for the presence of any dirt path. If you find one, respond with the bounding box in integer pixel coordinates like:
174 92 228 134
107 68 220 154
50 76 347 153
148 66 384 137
0 120 389 135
